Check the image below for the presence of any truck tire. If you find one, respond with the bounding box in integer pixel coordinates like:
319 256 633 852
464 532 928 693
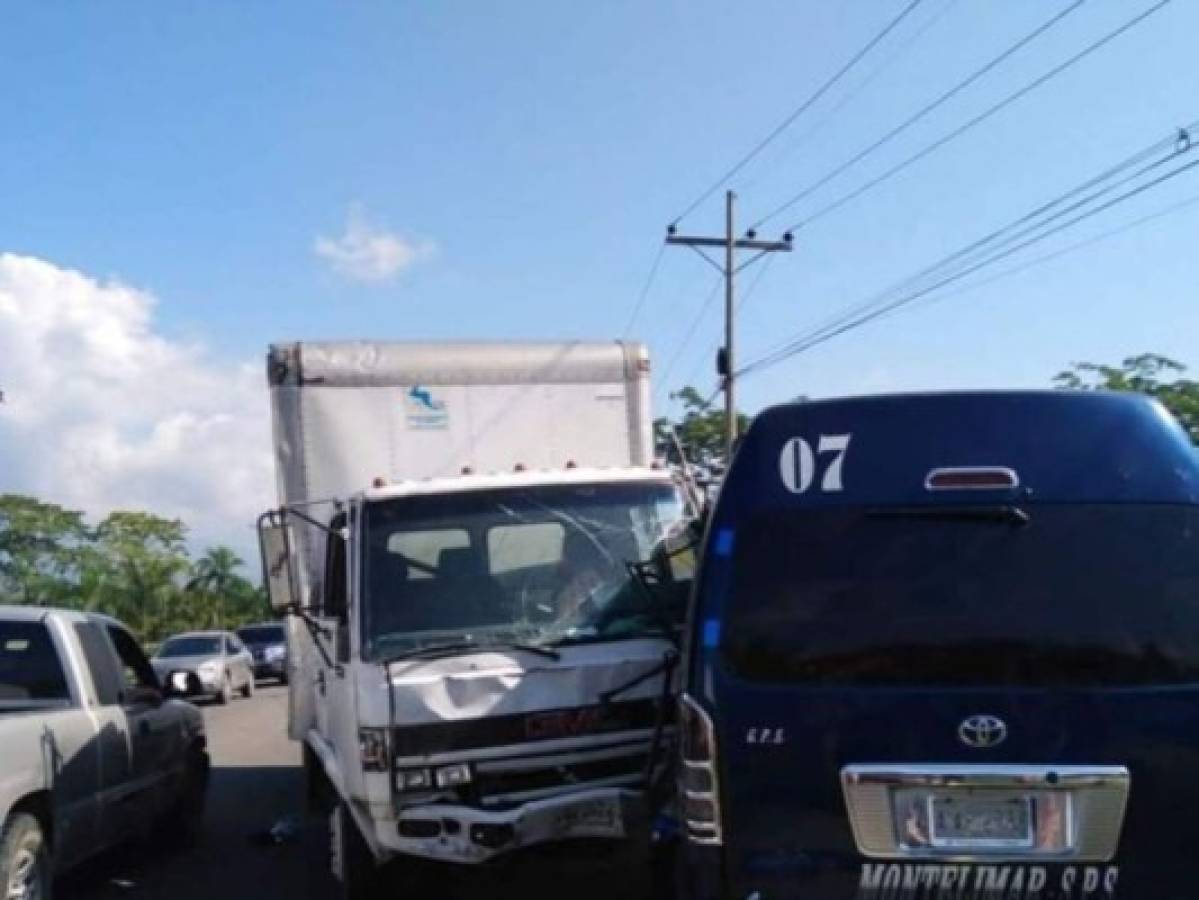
158 745 209 847
0 812 51 900
332 803 379 900
217 674 232 705
241 675 254 698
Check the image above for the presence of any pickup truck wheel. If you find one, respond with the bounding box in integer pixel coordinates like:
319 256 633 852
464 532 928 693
332 803 380 900
217 674 232 705
241 676 254 698
0 812 51 900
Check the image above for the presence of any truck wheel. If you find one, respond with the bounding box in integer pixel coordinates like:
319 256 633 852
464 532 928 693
241 676 254 699
158 746 209 847
0 812 51 900
332 803 379 900
217 674 232 705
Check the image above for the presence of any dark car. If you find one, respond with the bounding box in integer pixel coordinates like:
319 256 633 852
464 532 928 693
678 391 1199 900
236 622 289 684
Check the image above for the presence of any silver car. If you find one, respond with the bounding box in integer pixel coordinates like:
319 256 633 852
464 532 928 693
152 630 255 704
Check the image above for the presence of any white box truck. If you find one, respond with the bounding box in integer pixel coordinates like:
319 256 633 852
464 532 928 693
258 341 693 896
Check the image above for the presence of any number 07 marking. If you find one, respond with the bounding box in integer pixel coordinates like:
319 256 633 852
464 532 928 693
779 434 852 494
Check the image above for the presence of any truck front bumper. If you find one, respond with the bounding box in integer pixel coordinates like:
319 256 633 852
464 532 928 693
371 787 644 864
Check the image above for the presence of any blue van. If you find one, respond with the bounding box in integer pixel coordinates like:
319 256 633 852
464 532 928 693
678 391 1199 900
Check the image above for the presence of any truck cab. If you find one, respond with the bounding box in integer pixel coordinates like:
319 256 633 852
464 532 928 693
680 391 1199 900
258 340 695 893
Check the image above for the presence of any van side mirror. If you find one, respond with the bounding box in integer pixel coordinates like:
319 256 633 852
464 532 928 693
258 514 301 613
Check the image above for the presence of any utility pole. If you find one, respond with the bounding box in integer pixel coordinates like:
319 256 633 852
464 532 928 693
666 191 791 462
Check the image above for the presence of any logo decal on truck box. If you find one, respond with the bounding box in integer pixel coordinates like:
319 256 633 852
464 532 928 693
404 385 449 430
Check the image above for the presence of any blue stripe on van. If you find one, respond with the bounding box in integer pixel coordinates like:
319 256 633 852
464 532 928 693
714 528 735 557
702 619 721 648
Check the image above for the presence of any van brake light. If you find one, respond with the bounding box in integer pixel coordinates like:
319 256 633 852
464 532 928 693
925 467 1019 491
679 693 722 845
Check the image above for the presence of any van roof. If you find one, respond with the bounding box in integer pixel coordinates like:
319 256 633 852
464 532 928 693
724 390 1199 509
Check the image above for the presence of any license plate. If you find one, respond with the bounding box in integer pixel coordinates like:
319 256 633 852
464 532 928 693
929 796 1033 849
551 796 625 839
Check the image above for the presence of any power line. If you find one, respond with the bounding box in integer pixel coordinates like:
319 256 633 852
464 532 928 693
897 188 1199 320
777 0 1174 235
759 123 1195 358
669 0 926 227
741 150 1199 377
735 0 963 199
791 123 1197 344
621 242 667 338
753 0 1088 230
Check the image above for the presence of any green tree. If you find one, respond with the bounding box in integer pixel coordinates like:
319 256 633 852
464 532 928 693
94 511 191 642
186 546 248 630
1054 353 1199 443
0 495 90 607
654 386 751 469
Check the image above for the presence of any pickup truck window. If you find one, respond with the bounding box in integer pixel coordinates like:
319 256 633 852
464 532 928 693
106 626 159 694
0 621 70 703
74 621 125 706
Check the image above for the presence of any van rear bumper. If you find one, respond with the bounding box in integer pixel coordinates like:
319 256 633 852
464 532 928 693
369 786 646 864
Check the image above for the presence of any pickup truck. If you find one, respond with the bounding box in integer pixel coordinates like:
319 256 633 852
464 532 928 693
0 606 209 900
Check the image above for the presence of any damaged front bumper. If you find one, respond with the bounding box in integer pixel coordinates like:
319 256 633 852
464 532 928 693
369 786 646 864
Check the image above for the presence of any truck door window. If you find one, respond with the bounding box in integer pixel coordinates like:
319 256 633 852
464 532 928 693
74 622 124 706
105 626 160 698
0 621 70 703
324 512 348 619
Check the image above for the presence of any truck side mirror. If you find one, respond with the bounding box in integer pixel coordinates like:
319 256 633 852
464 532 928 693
258 514 300 613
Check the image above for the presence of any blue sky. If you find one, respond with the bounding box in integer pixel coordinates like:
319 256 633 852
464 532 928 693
3 1 1198 437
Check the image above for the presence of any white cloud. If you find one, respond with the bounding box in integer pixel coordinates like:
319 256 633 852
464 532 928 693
0 253 273 559
314 205 433 283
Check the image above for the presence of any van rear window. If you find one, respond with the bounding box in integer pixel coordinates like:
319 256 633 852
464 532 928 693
722 504 1199 687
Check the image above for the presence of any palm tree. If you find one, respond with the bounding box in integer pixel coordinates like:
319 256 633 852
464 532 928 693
186 547 245 630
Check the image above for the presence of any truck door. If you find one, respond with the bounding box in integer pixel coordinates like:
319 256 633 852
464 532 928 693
314 513 350 749
104 625 178 822
68 620 133 858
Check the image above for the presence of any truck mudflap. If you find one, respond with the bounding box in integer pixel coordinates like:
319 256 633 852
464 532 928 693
373 786 646 864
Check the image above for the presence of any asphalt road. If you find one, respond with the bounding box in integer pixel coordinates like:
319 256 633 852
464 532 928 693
60 685 657 900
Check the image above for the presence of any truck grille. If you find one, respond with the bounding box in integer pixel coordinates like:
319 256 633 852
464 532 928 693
473 743 652 806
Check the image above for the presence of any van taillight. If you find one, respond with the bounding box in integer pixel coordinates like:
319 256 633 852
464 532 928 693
925 467 1019 491
679 693 722 845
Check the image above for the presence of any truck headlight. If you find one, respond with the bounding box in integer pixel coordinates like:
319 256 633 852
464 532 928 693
434 763 473 789
359 728 390 772
396 768 433 791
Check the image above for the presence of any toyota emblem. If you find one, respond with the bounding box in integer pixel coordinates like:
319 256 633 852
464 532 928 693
958 714 1007 749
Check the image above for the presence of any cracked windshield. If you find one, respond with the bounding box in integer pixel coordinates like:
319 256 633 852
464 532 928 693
363 483 688 659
